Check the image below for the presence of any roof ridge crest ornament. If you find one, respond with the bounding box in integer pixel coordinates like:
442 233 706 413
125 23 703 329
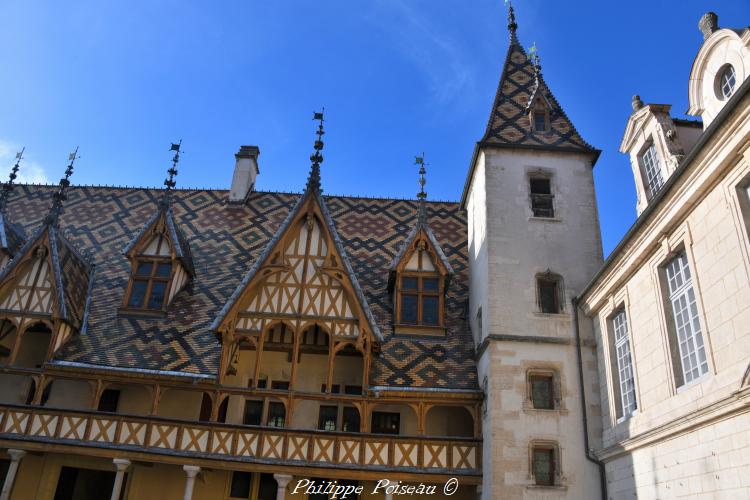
415 153 427 224
306 109 325 194
160 140 182 209
505 0 518 38
44 147 79 227
0 147 24 211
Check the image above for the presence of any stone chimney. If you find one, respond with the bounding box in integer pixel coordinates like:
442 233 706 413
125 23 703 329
229 146 260 203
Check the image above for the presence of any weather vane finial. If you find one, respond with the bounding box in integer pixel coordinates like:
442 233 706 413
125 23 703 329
161 140 182 208
0 147 24 211
44 147 79 227
415 154 427 222
505 0 517 35
529 42 541 75
306 108 325 193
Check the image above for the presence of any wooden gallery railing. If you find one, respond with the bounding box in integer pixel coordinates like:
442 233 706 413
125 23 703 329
0 404 481 475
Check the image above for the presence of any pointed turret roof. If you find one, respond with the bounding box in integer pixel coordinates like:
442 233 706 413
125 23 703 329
480 13 597 154
461 5 600 207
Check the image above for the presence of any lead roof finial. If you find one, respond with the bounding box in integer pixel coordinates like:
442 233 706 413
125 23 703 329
44 147 79 227
506 0 518 36
415 154 427 223
306 109 325 193
0 148 24 211
161 140 182 209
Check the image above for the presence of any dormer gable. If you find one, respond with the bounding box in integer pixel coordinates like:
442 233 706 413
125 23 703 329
388 216 454 336
620 98 702 215
121 206 194 314
0 224 92 366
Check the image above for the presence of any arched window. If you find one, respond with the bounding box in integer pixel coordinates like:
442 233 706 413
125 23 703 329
529 98 550 133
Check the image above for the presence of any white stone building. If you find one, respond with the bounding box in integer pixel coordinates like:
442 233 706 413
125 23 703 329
577 11 750 500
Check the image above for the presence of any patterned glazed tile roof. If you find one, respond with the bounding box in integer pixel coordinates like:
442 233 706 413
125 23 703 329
481 32 598 155
5 184 478 390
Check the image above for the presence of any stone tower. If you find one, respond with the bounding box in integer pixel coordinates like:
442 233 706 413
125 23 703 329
461 6 605 498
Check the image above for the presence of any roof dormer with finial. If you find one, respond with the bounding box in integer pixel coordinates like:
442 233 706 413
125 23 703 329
211 111 383 381
0 149 93 363
688 12 750 128
121 142 195 314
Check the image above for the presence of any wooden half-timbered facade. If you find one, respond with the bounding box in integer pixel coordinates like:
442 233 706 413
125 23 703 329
0 139 481 499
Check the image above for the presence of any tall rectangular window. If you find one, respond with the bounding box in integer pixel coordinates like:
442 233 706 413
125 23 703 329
612 310 637 417
530 178 554 218
665 252 708 385
641 144 664 199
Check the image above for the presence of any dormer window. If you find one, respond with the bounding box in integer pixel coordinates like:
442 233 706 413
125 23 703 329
121 208 193 315
398 274 441 326
640 143 664 199
126 260 172 310
530 99 550 133
717 64 736 100
390 225 453 335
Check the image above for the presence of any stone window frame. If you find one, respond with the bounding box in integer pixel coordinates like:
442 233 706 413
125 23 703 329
715 63 737 101
648 225 715 395
722 163 750 294
526 168 560 222
534 270 565 315
603 295 640 424
638 138 665 201
523 367 564 413
526 440 566 489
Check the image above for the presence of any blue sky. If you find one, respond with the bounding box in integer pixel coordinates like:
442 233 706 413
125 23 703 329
0 1 748 255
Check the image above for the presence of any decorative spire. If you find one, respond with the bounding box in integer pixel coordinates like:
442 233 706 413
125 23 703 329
306 109 325 193
415 154 427 223
0 148 24 211
161 140 182 208
44 147 79 227
506 0 517 37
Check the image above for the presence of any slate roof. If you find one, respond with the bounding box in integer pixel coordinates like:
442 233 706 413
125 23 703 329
481 31 598 156
4 184 478 390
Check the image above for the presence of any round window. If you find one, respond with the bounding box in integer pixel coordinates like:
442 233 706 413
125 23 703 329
716 64 737 100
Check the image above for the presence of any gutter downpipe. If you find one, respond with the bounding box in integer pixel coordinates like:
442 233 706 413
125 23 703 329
572 296 607 500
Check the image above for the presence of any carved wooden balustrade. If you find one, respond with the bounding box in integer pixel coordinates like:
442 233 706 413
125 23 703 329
0 404 481 476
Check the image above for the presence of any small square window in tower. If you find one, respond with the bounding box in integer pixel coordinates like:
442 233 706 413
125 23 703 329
529 374 555 410
530 178 554 218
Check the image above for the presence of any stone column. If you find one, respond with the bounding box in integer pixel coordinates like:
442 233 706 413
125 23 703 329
273 473 293 500
110 458 131 500
182 465 201 500
0 449 27 500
